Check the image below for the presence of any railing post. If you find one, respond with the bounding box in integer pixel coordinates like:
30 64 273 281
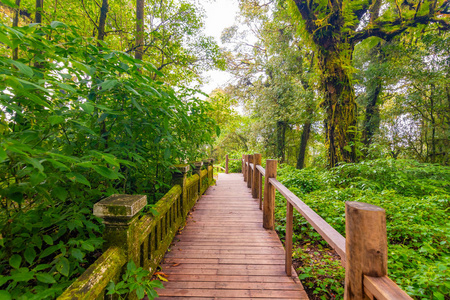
345 202 387 300
259 170 263 210
286 201 293 276
243 155 248 182
171 164 190 217
93 195 147 265
263 160 277 230
247 155 253 188
193 161 203 195
252 154 261 198
241 154 245 175
225 154 229 174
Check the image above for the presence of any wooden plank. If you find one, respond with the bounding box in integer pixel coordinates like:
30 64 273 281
269 177 346 261
160 281 302 290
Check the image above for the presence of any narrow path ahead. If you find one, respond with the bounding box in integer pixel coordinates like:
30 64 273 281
156 173 308 299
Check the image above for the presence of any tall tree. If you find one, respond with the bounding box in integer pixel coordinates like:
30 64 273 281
289 0 450 167
35 0 43 23
135 0 144 60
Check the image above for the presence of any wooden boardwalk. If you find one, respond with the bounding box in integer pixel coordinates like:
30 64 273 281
156 173 308 299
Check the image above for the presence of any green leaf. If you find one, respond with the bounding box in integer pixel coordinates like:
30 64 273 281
8 59 34 77
100 79 119 90
92 165 119 179
55 82 76 93
80 102 94 114
0 147 7 162
30 171 47 185
56 257 70 277
0 290 11 300
81 241 94 252
24 247 36 265
25 157 44 172
131 98 143 112
11 269 34 282
9 254 22 269
71 248 84 261
48 115 64 125
39 245 60 259
52 187 68 201
66 172 91 187
43 235 53 245
0 0 17 9
0 32 13 48
50 21 67 28
164 148 171 160
36 273 56 284
136 286 145 299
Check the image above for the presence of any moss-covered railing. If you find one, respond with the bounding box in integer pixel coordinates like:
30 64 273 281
58 160 214 300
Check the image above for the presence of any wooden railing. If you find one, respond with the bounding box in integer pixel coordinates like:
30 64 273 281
241 154 412 300
58 160 214 300
224 154 242 174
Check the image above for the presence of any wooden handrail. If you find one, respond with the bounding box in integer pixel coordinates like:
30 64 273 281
364 276 412 300
256 165 265 176
269 178 346 260
238 153 413 300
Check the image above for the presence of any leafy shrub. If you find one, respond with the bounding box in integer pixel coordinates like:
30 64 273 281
0 22 216 298
106 261 163 300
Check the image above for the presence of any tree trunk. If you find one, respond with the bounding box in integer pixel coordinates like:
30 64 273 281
97 0 108 43
319 48 357 167
362 80 382 148
35 0 43 23
276 121 287 163
12 0 21 60
135 0 144 60
296 121 311 169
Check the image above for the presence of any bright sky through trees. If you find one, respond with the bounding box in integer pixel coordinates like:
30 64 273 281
201 0 239 94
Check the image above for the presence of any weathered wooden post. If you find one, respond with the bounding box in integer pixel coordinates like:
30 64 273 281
193 161 203 196
259 170 263 210
93 195 147 265
345 202 387 300
247 155 253 189
225 154 229 174
171 164 190 217
243 155 248 182
285 200 293 276
252 154 261 199
241 154 245 175
263 160 277 230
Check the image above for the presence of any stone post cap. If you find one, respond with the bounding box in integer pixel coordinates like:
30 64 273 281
193 161 203 167
171 164 190 174
93 194 147 220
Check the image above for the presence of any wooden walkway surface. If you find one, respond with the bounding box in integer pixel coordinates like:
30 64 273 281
156 173 308 299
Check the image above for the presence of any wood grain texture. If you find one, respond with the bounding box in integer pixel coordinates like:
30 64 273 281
363 275 413 300
156 173 308 299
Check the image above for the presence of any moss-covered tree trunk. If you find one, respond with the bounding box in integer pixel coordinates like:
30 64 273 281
319 47 357 167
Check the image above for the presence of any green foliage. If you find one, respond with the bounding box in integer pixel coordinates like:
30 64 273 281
0 21 216 298
274 160 450 299
106 261 164 300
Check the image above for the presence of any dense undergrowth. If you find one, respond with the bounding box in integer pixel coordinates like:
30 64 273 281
0 23 216 299
274 159 450 300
